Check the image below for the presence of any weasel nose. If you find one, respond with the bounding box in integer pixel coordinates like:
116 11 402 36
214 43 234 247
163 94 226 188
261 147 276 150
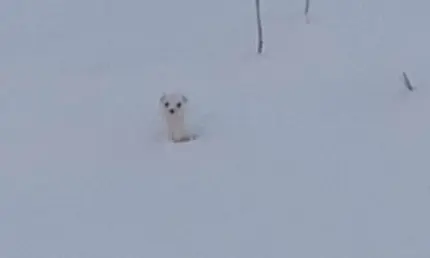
169 109 175 114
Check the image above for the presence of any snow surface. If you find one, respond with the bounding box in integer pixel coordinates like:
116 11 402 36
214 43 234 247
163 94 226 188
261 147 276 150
1 0 430 257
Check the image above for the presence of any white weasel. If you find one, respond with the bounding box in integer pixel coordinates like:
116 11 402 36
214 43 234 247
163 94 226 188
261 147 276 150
159 93 195 143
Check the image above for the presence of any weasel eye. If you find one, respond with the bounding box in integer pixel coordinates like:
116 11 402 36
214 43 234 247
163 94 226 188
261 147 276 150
164 102 169 108
176 102 182 108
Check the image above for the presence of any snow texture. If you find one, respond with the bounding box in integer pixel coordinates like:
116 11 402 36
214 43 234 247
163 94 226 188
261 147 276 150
1 0 430 257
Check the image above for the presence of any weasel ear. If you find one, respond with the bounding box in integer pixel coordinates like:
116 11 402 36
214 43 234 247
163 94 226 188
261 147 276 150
160 93 166 103
182 95 188 103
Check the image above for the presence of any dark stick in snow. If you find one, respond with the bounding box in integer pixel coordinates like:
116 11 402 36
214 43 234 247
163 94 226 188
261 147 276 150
256 0 264 54
402 72 414 91
305 0 310 23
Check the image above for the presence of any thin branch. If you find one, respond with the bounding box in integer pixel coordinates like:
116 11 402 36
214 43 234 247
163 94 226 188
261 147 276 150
305 0 310 23
256 0 264 54
402 72 414 91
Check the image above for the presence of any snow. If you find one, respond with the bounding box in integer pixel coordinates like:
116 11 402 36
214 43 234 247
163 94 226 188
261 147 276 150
1 0 430 257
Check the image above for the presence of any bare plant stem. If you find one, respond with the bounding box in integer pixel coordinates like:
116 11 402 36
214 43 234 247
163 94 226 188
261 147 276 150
403 72 414 91
305 0 310 23
256 0 264 54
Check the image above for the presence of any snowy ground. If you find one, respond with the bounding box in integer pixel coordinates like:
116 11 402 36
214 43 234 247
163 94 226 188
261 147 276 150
1 0 430 257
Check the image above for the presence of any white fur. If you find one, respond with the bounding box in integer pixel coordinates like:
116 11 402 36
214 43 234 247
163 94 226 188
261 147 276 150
159 93 194 143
